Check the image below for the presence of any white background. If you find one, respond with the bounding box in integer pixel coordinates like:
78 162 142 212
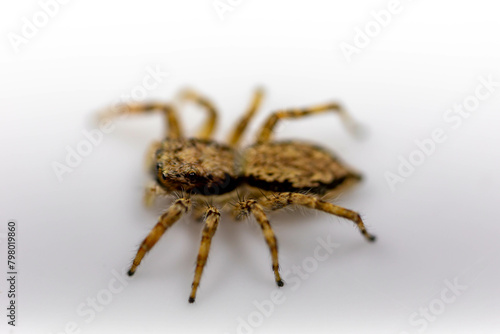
1 1 499 333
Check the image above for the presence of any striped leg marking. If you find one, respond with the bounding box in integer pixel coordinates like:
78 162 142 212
189 206 221 303
128 198 191 276
259 192 376 242
234 200 284 287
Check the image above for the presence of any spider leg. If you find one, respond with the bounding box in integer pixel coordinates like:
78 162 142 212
144 140 161 172
128 198 191 276
98 102 183 139
143 180 167 207
258 192 376 242
227 88 264 147
256 101 359 144
234 200 284 287
189 206 221 303
177 89 218 140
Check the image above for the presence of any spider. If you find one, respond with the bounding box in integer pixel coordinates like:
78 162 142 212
100 88 376 303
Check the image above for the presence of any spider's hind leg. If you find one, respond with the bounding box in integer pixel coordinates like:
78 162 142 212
258 192 376 242
256 102 360 144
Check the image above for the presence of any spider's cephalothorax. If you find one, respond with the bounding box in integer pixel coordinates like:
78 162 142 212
100 88 376 303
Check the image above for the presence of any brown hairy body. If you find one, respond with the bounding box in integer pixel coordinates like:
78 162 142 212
99 88 376 303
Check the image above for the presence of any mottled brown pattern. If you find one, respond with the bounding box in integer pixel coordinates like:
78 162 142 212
243 141 361 194
99 88 376 304
154 138 240 195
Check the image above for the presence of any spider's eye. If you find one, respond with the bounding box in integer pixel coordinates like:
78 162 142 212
156 163 167 180
187 171 201 182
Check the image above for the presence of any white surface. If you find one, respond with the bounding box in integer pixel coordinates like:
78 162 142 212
1 1 500 333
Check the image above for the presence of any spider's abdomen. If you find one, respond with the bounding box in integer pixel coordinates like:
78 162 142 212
242 141 361 195
154 138 241 195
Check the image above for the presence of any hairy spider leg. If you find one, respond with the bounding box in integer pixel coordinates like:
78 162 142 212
189 206 221 303
99 102 183 139
227 88 265 147
128 198 192 276
258 192 376 242
143 179 167 207
233 199 284 287
143 140 162 173
256 102 359 144
177 89 218 140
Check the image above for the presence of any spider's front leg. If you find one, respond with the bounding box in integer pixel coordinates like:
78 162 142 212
143 180 167 207
177 88 218 140
233 200 284 287
144 141 161 172
128 197 191 276
98 102 183 139
189 206 221 303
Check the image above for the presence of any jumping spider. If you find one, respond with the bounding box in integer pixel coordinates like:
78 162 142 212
100 88 376 303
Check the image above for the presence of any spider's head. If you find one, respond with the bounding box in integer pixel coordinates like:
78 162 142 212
156 162 209 192
153 138 240 196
